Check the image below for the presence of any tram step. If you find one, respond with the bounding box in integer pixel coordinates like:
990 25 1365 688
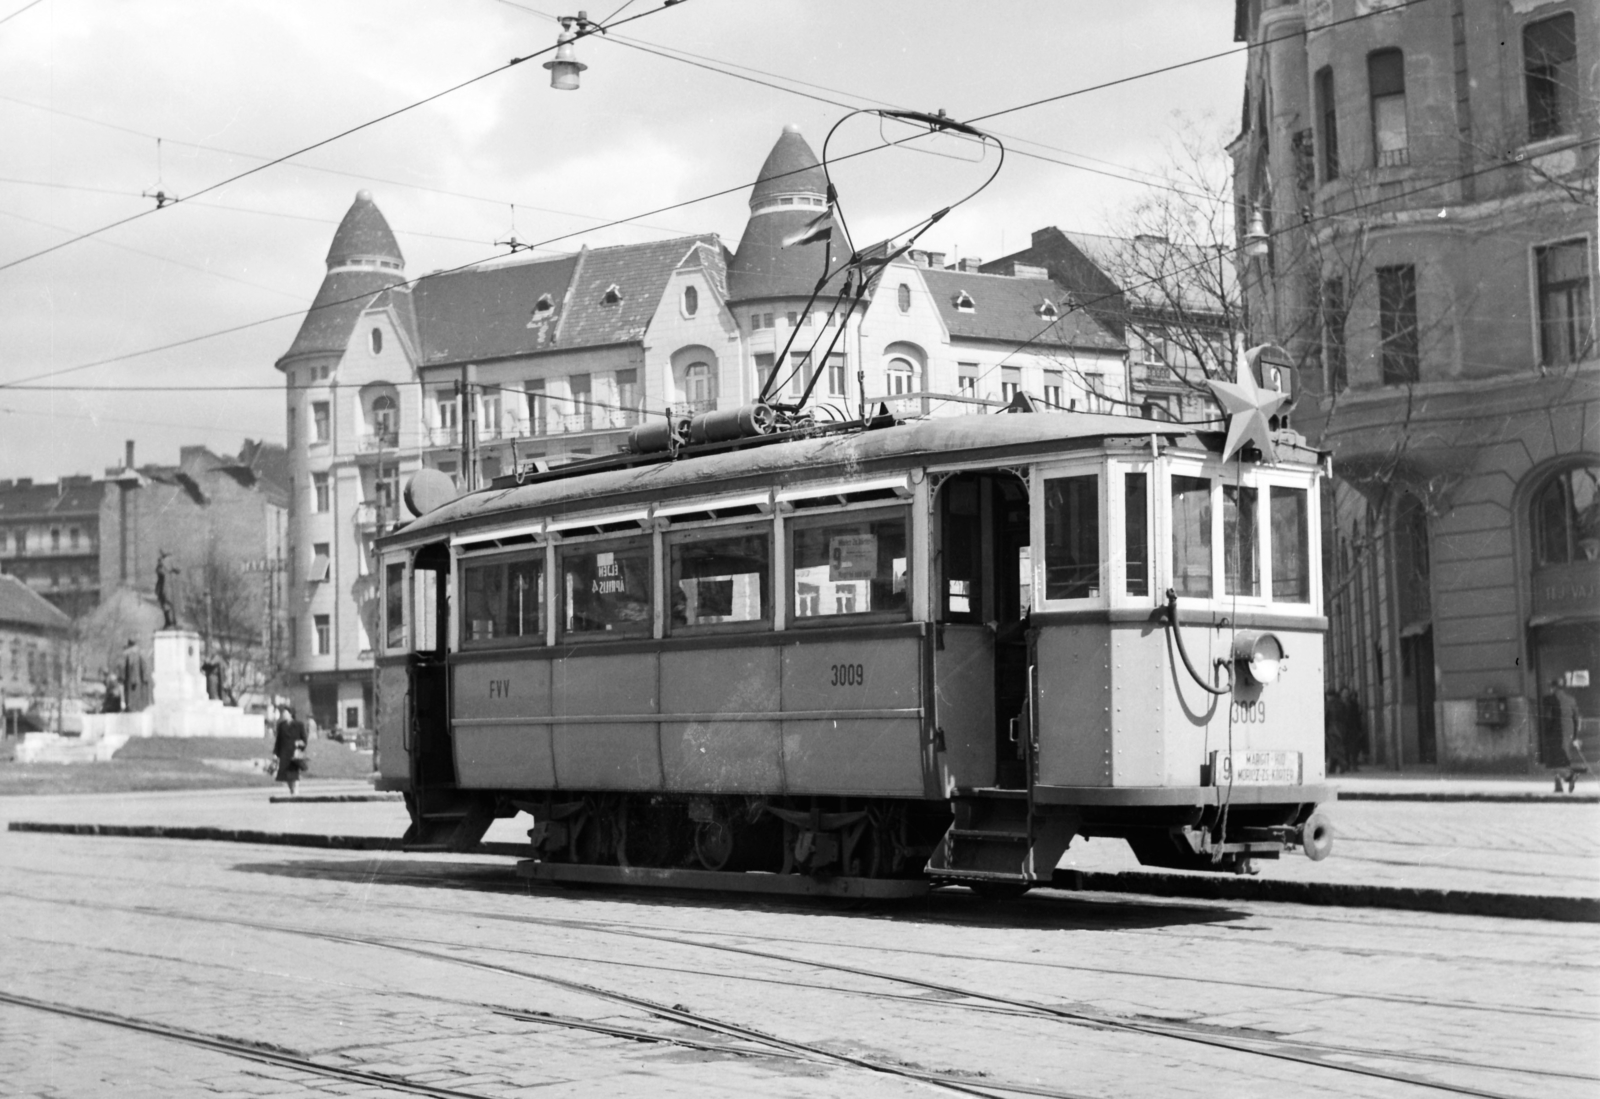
946 828 1030 844
402 794 495 853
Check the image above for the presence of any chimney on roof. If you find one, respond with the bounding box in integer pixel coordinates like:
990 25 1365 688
1012 263 1050 280
16 478 31 488
125 440 135 470
952 257 983 272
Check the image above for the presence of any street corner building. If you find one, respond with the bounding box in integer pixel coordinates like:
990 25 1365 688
276 127 1129 734
1229 0 1597 771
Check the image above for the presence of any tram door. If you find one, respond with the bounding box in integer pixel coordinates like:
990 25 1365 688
409 543 456 792
936 472 1032 789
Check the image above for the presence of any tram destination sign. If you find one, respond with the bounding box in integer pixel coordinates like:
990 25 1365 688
1210 750 1302 786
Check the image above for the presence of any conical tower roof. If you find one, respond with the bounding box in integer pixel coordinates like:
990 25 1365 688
729 126 842 302
280 191 407 364
748 123 826 208
325 189 404 269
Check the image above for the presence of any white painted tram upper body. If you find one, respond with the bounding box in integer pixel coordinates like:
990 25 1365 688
375 407 1335 893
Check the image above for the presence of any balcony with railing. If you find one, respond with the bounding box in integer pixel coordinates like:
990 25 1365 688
357 431 399 453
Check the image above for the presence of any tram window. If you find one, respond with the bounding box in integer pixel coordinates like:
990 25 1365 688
1043 475 1100 600
941 479 981 619
1270 486 1311 602
561 540 653 638
1223 484 1260 597
1171 475 1213 598
384 562 405 650
462 553 544 646
791 509 909 621
1124 472 1149 597
669 527 771 630
412 569 440 651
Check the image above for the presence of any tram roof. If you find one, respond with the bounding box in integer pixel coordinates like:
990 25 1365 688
387 412 1317 546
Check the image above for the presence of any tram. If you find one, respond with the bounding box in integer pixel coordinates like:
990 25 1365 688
373 403 1334 897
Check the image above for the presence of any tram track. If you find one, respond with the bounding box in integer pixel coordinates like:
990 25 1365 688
0 874 1569 1099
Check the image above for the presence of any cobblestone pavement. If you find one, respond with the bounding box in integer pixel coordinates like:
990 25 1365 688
2 817 1597 1098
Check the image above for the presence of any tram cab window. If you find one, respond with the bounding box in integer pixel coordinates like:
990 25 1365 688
669 526 771 631
790 509 909 621
1124 472 1149 597
384 561 406 651
1171 475 1213 598
1223 484 1260 597
1043 475 1100 600
561 539 653 638
1270 486 1311 602
942 479 981 619
462 552 544 646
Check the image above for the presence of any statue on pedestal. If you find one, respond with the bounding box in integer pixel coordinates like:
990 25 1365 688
155 551 180 630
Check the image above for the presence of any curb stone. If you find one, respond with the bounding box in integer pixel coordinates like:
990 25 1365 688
10 820 1592 923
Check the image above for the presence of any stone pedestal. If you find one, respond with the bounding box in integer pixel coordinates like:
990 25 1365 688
79 629 264 742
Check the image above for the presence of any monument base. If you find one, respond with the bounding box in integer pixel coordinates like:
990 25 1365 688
78 629 267 743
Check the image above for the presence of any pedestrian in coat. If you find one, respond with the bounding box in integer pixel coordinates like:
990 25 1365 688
274 706 308 795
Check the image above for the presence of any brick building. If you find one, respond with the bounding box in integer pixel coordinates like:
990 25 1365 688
1230 0 1596 770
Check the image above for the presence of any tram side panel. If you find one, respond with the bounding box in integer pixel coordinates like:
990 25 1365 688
374 658 411 791
932 624 997 791
661 646 783 791
452 657 556 789
1033 625 1114 787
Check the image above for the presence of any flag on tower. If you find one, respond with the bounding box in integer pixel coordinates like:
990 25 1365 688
782 208 834 248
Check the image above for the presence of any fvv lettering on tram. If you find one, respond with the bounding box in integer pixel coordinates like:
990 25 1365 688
487 679 511 698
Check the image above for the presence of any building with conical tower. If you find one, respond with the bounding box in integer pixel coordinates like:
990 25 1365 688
275 132 1129 734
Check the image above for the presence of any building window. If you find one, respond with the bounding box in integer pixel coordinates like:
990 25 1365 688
684 362 714 412
750 313 763 330
600 284 622 306
886 357 916 397
526 379 547 435
370 394 397 444
369 327 383 355
682 285 698 316
312 472 330 513
1536 239 1593 367
1315 65 1339 181
1533 464 1600 567
786 312 798 327
1367 49 1408 167
1000 366 1021 403
479 391 502 440
1043 371 1064 409
958 362 978 400
954 291 975 312
753 354 775 398
1377 264 1419 384
312 401 330 444
345 706 360 730
309 543 331 583
897 283 911 313
1322 276 1349 393
50 528 60 551
434 390 459 439
314 614 331 655
286 616 296 658
616 369 639 425
826 354 846 397
568 374 592 430
1524 13 1577 142
1036 300 1059 321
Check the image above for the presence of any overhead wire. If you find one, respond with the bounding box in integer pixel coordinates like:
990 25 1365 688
0 0 692 277
0 0 43 28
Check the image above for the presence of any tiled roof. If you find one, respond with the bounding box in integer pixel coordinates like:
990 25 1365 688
327 190 404 267
915 267 1124 351
0 573 71 632
729 209 843 302
0 478 104 519
414 254 580 366
280 268 406 363
558 236 722 349
413 236 721 367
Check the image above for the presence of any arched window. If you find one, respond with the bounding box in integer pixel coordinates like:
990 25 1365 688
886 357 916 397
897 283 911 313
1533 464 1600 567
369 327 383 355
685 362 715 411
683 285 698 316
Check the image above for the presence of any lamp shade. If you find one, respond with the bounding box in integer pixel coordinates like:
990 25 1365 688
543 26 586 90
1243 207 1270 258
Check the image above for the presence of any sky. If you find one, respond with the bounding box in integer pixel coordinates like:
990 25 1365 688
0 0 1247 481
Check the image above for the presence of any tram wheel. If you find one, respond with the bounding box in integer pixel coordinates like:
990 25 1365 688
693 819 737 871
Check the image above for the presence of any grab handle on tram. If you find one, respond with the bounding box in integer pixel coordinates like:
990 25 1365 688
1164 589 1232 696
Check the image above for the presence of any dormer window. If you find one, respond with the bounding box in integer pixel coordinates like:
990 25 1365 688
529 294 554 324
954 291 976 313
1037 300 1059 321
600 284 623 306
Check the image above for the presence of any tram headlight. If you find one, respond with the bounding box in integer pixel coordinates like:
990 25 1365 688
1233 631 1285 685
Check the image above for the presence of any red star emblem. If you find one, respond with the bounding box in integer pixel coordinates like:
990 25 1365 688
1206 350 1289 465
